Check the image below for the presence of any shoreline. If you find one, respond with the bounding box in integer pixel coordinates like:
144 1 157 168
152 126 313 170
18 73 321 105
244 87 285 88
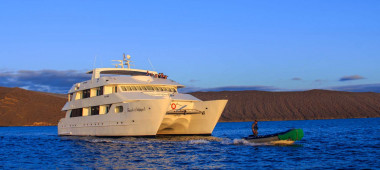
1 117 378 127
1 87 379 127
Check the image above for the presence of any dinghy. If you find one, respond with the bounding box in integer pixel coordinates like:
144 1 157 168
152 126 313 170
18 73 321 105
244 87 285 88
243 129 304 145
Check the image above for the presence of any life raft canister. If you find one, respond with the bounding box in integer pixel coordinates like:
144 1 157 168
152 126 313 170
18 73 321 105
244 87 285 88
171 103 176 110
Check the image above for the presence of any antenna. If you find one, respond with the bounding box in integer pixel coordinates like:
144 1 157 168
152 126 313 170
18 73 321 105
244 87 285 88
112 53 133 69
148 58 155 70
112 60 124 68
124 54 132 69
92 55 97 69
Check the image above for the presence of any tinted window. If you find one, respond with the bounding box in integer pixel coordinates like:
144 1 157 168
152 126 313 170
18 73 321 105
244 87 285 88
70 108 83 117
91 106 99 115
83 89 91 98
96 86 103 96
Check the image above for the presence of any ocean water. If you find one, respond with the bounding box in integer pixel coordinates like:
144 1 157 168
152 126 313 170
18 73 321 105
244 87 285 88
0 118 379 169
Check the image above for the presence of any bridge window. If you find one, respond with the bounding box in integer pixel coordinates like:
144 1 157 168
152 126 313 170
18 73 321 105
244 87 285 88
70 108 83 117
146 86 154 91
119 85 177 93
131 86 137 91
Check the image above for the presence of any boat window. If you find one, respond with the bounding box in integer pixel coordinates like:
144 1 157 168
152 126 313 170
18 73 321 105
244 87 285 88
91 106 100 115
105 104 111 114
82 90 87 98
114 86 118 93
131 86 137 91
146 86 153 91
142 86 148 91
96 86 103 96
70 108 83 117
121 86 151 91
115 106 123 113
68 93 73 101
119 85 175 92
171 88 177 92
83 89 91 98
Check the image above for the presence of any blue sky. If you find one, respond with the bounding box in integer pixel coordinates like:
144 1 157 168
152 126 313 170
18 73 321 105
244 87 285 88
0 0 379 93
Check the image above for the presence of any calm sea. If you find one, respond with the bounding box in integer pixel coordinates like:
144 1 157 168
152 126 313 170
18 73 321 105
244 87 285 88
0 118 379 169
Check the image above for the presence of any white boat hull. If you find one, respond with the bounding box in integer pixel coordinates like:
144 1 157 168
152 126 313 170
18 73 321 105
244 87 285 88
58 99 171 136
157 100 228 135
58 99 227 136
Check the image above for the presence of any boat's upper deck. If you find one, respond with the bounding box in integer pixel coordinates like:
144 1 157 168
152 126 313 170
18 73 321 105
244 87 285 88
68 75 184 93
68 54 184 93
87 68 159 80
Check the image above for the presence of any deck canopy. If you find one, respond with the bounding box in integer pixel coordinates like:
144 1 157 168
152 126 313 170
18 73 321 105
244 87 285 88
87 68 158 80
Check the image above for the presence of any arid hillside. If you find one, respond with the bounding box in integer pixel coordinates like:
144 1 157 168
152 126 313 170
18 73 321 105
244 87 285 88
191 90 380 122
0 87 379 126
0 87 66 126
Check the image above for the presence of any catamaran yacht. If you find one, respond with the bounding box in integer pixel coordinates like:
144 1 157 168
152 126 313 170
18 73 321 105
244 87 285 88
58 54 228 136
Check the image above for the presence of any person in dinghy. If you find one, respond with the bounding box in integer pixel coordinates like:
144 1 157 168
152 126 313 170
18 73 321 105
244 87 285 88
252 120 258 137
245 119 304 144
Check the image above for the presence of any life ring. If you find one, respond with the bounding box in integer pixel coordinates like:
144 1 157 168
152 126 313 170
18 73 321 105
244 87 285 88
171 103 176 110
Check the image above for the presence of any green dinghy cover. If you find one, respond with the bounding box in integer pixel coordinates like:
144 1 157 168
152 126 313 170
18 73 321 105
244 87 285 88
278 129 304 141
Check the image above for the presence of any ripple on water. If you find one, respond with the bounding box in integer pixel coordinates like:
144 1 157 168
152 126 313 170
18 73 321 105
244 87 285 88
0 118 379 169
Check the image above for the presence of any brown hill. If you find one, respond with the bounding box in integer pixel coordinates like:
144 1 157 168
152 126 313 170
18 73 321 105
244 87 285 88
190 90 380 122
0 87 379 126
0 87 66 126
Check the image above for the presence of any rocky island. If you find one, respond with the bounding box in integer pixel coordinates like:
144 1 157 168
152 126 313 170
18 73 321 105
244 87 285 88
0 87 379 126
